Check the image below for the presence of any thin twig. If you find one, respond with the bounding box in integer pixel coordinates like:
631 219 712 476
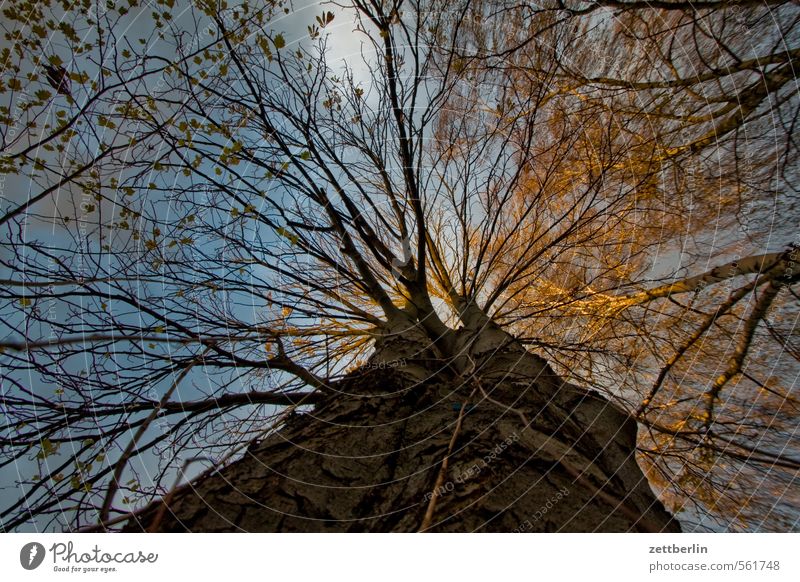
148 456 212 533
419 385 477 532
98 348 210 525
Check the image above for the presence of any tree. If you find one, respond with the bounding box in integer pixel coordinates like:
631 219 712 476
0 0 797 532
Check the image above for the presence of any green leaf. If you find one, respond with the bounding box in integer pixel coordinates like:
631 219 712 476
275 227 299 245
70 474 91 491
316 11 335 28
98 115 117 129
36 438 57 459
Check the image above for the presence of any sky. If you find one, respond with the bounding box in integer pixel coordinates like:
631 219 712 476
0 0 798 532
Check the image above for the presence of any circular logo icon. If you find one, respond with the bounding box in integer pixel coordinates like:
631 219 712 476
20 542 46 570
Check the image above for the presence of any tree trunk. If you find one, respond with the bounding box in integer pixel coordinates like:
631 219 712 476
124 323 681 532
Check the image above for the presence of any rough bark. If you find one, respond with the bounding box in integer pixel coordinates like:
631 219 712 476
124 323 681 533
